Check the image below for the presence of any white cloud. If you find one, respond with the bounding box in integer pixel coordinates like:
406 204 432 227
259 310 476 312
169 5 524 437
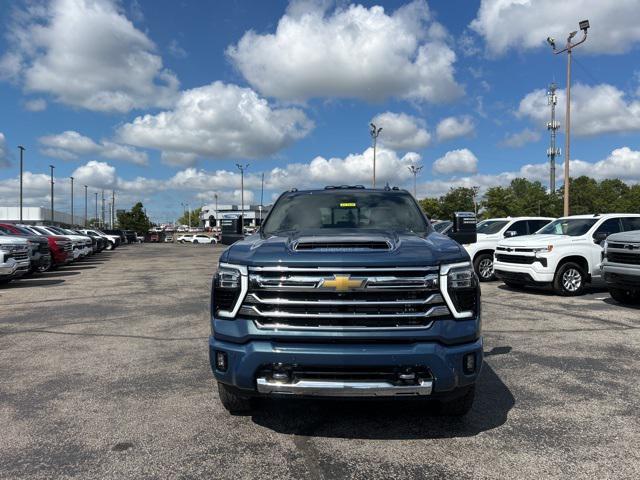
1 0 179 112
436 115 475 142
470 0 640 56
71 160 118 189
118 81 313 159
24 98 47 111
160 151 198 167
518 83 640 136
227 0 462 103
267 147 420 190
371 112 431 151
196 190 255 205
39 131 148 165
432 148 478 175
168 39 187 59
0 133 11 168
500 128 541 148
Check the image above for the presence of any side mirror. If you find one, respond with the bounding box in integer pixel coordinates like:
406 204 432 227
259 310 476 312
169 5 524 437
593 232 608 244
504 230 517 238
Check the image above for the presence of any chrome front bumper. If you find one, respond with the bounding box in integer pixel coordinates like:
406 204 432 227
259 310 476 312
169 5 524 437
256 377 433 397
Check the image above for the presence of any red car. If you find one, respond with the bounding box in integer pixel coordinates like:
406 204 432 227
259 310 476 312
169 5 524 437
16 225 73 268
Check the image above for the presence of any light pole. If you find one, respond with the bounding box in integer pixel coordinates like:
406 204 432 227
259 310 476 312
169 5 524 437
18 146 25 223
214 193 218 229
547 19 589 216
370 123 382 188
84 185 88 227
472 186 480 216
187 203 190 228
407 165 423 198
70 176 74 225
49 165 55 223
259 172 264 224
236 163 249 229
94 192 98 227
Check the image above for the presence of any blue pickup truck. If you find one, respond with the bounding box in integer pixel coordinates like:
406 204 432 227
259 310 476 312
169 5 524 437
209 186 482 415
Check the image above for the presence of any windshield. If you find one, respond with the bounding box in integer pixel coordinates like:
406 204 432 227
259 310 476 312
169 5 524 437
30 226 50 235
476 220 509 235
262 191 429 235
537 218 597 236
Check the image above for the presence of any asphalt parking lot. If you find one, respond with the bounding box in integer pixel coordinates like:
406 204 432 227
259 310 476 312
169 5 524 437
1 243 639 479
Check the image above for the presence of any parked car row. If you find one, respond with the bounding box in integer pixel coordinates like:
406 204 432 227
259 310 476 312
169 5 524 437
434 214 640 304
0 223 125 286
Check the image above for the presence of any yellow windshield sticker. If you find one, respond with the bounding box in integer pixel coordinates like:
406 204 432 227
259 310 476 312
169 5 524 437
340 202 356 207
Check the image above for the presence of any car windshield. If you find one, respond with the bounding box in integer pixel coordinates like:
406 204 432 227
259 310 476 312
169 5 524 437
30 226 50 235
536 218 597 236
262 191 429 235
476 220 509 234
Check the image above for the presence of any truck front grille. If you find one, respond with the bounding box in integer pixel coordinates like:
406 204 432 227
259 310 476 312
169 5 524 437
607 251 640 265
240 266 449 330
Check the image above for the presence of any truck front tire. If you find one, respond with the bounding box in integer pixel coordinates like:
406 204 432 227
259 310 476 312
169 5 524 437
554 262 586 296
217 382 252 414
474 253 495 282
438 385 475 417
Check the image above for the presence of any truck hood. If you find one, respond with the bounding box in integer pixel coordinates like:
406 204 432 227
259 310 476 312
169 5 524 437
0 235 29 245
221 229 467 267
498 233 578 247
606 230 640 243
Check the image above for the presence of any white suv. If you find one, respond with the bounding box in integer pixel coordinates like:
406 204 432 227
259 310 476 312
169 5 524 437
178 233 217 244
463 217 554 281
493 214 640 296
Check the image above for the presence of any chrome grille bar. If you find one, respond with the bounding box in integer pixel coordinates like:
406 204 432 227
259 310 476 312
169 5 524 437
242 305 450 319
245 292 444 306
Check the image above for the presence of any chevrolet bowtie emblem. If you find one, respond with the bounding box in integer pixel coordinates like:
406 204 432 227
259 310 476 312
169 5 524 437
322 274 363 291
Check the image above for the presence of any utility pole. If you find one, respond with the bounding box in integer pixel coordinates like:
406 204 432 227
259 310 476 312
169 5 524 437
547 19 590 216
472 186 480 216
546 83 561 193
101 190 105 228
49 165 55 223
214 193 218 229
236 163 249 229
84 185 88 227
70 176 74 225
18 146 25 223
187 203 190 228
370 123 382 188
259 172 264 224
407 165 423 198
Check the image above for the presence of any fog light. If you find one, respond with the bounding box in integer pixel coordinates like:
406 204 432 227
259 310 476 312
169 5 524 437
215 351 228 371
463 353 476 374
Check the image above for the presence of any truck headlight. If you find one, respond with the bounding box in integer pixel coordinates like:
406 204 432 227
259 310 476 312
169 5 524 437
532 245 553 257
211 264 247 318
440 262 478 319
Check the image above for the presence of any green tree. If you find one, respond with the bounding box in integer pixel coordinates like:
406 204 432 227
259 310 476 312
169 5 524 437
482 186 516 218
117 202 151 233
438 187 476 219
568 176 598 215
418 197 442 220
177 207 202 227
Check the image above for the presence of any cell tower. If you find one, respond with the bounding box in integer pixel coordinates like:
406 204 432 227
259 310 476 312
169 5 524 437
547 83 561 193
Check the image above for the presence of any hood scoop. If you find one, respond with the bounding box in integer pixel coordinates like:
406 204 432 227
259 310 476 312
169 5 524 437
292 235 393 252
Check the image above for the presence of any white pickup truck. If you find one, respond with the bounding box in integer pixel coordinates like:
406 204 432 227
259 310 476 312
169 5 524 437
462 217 554 281
0 233 31 284
494 214 640 296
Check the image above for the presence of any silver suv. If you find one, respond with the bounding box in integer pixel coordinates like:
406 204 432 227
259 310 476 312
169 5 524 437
602 229 640 305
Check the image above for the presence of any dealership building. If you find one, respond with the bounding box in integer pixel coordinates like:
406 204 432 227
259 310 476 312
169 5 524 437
0 206 85 226
199 204 270 229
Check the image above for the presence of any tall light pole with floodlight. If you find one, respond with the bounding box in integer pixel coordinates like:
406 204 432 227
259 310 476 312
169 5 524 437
370 123 382 188
547 19 590 216
236 163 249 229
49 165 55 223
70 176 74 225
84 185 88 227
18 146 25 223
407 165 423 198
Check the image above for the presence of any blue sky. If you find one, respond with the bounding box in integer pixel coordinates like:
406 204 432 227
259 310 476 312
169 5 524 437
1 0 639 223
